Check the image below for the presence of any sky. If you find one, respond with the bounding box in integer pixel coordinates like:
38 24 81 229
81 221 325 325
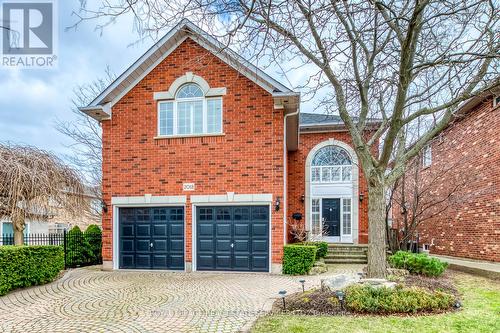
0 0 319 162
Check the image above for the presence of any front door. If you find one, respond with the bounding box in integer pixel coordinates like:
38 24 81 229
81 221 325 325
322 198 341 238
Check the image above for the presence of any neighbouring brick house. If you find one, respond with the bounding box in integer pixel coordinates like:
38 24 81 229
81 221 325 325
80 20 377 273
392 87 500 262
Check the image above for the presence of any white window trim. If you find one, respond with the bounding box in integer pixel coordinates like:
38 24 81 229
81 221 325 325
157 96 223 138
311 165 353 183
310 196 353 242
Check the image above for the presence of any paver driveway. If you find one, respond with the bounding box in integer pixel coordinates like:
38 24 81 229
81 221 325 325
0 265 363 333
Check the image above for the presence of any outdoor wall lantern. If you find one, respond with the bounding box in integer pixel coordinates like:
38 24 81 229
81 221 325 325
275 197 281 211
359 193 364 202
300 194 305 203
278 290 287 310
102 200 108 213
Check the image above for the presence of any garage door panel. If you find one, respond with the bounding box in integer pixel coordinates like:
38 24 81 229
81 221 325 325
136 224 150 237
234 239 249 252
119 207 184 270
197 255 214 269
252 223 267 236
234 223 249 236
198 223 213 236
216 255 231 269
121 225 134 237
252 256 268 269
196 205 269 272
233 255 250 270
152 224 167 236
216 239 231 252
216 223 231 236
252 239 268 252
152 255 168 268
170 239 184 252
169 255 184 269
121 239 134 252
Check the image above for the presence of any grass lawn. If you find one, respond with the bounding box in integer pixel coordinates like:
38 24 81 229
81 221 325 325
252 272 500 333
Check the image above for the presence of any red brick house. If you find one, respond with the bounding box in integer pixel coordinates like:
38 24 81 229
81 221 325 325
80 20 375 273
393 88 500 262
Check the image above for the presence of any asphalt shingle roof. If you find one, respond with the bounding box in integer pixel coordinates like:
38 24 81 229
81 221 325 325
299 112 381 127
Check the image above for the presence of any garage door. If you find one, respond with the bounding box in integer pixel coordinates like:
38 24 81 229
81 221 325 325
196 206 269 272
119 207 184 270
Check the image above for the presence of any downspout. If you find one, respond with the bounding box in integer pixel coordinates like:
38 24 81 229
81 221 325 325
283 107 300 246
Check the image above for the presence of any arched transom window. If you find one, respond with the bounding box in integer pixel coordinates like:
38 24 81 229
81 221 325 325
311 145 352 182
158 83 222 136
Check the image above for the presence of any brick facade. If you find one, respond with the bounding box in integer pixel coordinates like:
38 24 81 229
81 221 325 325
100 37 372 270
287 132 371 244
101 38 285 267
394 98 499 262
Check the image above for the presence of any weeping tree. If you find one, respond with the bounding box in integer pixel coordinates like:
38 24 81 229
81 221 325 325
0 144 86 245
74 0 499 277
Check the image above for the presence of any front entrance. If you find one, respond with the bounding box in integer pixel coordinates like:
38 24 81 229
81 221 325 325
322 198 341 241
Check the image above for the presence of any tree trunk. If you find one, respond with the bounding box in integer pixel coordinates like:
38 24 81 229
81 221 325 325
366 179 387 278
12 211 25 246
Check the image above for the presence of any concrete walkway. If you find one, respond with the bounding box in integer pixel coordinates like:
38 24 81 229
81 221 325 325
432 255 500 280
0 265 364 333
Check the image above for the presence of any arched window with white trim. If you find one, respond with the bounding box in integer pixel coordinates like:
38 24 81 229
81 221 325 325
158 83 222 136
311 145 352 183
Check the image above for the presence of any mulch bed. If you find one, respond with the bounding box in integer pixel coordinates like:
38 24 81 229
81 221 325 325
272 273 460 316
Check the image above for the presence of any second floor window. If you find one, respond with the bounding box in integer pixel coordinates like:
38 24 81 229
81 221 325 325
422 145 432 167
158 83 222 136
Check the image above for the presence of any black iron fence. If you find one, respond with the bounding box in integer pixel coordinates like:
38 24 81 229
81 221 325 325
1 230 102 268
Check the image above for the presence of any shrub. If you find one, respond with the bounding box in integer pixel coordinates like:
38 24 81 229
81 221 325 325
84 224 102 263
0 245 64 296
66 226 92 267
303 241 328 259
345 284 454 314
283 245 317 275
389 251 448 277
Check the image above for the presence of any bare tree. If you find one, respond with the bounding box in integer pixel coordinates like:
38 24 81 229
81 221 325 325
388 149 470 252
74 0 499 277
0 143 87 245
55 68 115 201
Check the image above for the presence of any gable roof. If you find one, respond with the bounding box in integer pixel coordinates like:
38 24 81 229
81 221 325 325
79 19 298 121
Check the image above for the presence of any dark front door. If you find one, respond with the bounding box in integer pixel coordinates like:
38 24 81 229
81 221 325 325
196 206 269 272
119 207 184 270
322 199 341 237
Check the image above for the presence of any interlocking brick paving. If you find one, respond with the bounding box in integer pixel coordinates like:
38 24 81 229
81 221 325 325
0 265 363 333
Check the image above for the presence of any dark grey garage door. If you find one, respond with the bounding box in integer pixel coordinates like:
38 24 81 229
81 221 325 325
119 207 184 270
196 206 269 272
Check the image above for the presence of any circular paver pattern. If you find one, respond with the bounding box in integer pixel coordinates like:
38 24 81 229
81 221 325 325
0 265 364 333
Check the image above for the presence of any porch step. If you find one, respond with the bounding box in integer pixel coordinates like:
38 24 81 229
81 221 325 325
325 244 368 264
325 258 368 264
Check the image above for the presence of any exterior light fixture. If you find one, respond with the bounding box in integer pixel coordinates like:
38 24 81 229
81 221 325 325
275 197 281 211
102 200 108 213
300 194 305 203
278 290 287 310
359 193 364 202
335 290 345 311
299 279 306 292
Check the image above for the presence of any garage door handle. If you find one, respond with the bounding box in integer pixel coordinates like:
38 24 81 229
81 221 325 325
230 243 234 248
150 242 154 248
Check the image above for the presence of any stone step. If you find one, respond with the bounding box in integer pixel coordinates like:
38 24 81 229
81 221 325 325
328 247 368 252
325 254 367 260
327 244 368 248
325 258 368 264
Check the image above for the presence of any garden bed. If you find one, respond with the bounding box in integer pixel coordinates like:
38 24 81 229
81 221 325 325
272 272 460 316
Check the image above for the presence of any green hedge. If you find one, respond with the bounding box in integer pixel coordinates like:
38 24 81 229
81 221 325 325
0 245 64 296
283 245 317 275
84 224 102 263
389 251 448 277
302 241 328 259
66 226 92 267
345 284 454 314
